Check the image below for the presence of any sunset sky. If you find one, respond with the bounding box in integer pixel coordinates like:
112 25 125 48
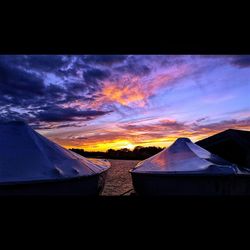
0 55 250 151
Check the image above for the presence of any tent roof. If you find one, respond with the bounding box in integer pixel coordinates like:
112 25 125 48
131 137 238 174
0 121 110 183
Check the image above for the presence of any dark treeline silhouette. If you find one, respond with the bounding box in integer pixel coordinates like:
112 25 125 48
70 146 165 160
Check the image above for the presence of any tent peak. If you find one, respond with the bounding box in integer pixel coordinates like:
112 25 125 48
174 137 192 143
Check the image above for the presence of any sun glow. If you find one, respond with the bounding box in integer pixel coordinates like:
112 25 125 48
62 139 136 152
124 142 135 150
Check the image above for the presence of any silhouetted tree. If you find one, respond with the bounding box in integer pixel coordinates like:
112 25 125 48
70 146 164 160
133 146 143 153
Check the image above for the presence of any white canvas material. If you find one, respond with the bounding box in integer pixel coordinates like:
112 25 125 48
0 121 110 183
131 138 238 174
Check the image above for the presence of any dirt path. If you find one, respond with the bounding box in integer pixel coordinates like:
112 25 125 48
102 159 139 196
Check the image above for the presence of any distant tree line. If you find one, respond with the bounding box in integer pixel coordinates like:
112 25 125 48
70 146 165 160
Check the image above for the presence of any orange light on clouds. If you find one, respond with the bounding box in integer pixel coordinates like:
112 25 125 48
90 65 190 109
102 80 146 106
46 119 250 152
37 60 250 152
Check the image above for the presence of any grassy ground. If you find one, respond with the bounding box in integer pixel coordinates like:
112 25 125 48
101 159 139 196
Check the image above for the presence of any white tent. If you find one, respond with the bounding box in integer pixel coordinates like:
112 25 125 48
0 121 110 184
131 138 238 174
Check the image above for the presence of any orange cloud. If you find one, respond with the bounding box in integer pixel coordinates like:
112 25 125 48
44 117 250 152
91 65 190 108
102 76 146 106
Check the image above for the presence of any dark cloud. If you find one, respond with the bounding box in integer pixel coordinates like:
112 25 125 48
66 82 86 93
231 55 250 68
37 106 112 122
0 57 46 96
83 68 110 84
0 56 93 101
0 55 71 74
0 55 112 127
115 63 150 76
119 119 186 132
0 57 48 110
196 117 208 123
83 55 127 66
70 136 88 140
45 84 66 100
114 56 151 76
119 117 250 139
24 55 70 72
31 122 85 130
158 56 186 67
192 118 250 131
159 119 186 129
0 106 36 123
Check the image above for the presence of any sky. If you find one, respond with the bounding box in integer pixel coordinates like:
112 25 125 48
0 55 250 151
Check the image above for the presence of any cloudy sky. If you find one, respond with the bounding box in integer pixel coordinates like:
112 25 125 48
0 55 250 151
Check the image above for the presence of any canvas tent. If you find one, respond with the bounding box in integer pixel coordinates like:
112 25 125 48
130 138 248 196
131 138 238 174
0 121 110 195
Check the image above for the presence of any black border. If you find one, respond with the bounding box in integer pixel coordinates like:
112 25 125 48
1 20 250 55
1 18 250 232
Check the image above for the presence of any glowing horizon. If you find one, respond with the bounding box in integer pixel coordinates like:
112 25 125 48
52 126 250 152
0 55 249 152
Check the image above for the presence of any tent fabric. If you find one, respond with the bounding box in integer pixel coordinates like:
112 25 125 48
131 138 238 174
0 121 110 183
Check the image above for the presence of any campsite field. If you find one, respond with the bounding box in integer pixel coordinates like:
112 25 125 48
102 159 139 196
